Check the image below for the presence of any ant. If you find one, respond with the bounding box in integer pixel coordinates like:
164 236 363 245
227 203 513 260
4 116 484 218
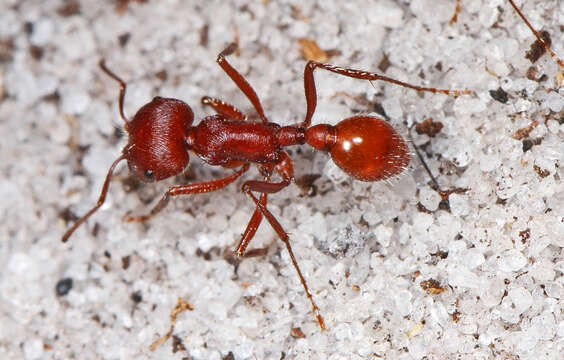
61 42 471 329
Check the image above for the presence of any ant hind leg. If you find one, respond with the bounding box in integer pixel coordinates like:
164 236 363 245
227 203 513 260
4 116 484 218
240 153 325 329
235 164 274 256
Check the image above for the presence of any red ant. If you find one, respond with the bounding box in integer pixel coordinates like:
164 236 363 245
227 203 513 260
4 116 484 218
61 42 471 329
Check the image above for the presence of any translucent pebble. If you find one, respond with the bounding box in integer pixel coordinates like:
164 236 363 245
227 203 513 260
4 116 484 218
461 249 485 269
30 19 54 45
419 187 441 211
334 322 351 340
374 224 392 247
410 0 452 24
8 252 35 276
479 153 501 172
233 342 254 359
50 116 71 144
480 280 505 308
508 286 533 314
547 119 559 133
529 259 555 281
514 330 538 353
61 90 91 115
449 193 470 216
496 176 518 200
448 265 480 289
367 0 404 28
557 321 564 338
394 290 413 316
489 59 510 77
479 4 499 27
498 249 527 272
82 148 118 178
324 161 348 184
381 97 403 119
444 139 472 167
545 91 564 112
23 338 44 360
407 336 427 359
531 312 556 341
544 283 563 299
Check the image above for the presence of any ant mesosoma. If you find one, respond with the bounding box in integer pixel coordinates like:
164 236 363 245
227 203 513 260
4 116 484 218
62 42 471 329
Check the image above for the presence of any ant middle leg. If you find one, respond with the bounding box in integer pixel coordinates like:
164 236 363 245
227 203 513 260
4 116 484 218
123 164 250 223
216 43 269 123
99 60 130 125
201 96 248 121
301 60 473 128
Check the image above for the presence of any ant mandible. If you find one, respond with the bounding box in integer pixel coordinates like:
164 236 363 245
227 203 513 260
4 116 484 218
61 43 470 329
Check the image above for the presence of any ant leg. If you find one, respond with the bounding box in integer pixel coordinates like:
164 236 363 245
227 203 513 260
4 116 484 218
301 61 473 128
449 0 461 25
201 96 248 121
241 153 325 329
234 192 267 257
234 165 274 256
123 164 250 223
216 43 269 123
507 0 564 68
242 184 325 329
99 60 130 125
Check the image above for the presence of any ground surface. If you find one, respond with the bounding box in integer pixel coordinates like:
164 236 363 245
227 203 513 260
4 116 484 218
1 0 563 359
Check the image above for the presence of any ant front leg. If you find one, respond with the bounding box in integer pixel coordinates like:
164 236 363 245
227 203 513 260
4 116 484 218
301 61 473 128
123 164 250 223
216 43 269 123
241 153 326 329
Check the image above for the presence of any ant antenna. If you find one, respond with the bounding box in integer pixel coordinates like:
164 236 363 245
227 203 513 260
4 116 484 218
62 155 126 243
99 59 131 125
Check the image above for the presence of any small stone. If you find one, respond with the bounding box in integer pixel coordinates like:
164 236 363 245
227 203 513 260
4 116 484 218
479 153 501 172
498 249 527 272
23 338 44 360
508 286 533 314
545 91 564 112
448 265 480 289
419 187 441 211
56 278 73 296
449 193 470 216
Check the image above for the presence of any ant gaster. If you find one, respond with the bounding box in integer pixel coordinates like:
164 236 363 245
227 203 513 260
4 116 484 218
62 43 471 329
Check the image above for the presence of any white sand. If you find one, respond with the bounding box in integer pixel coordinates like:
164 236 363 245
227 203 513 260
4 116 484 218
1 0 563 359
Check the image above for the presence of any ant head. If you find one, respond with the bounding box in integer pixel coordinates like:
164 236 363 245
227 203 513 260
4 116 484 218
124 97 194 182
330 116 410 182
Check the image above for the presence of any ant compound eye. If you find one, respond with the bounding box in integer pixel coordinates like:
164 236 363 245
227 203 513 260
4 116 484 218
144 169 154 179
